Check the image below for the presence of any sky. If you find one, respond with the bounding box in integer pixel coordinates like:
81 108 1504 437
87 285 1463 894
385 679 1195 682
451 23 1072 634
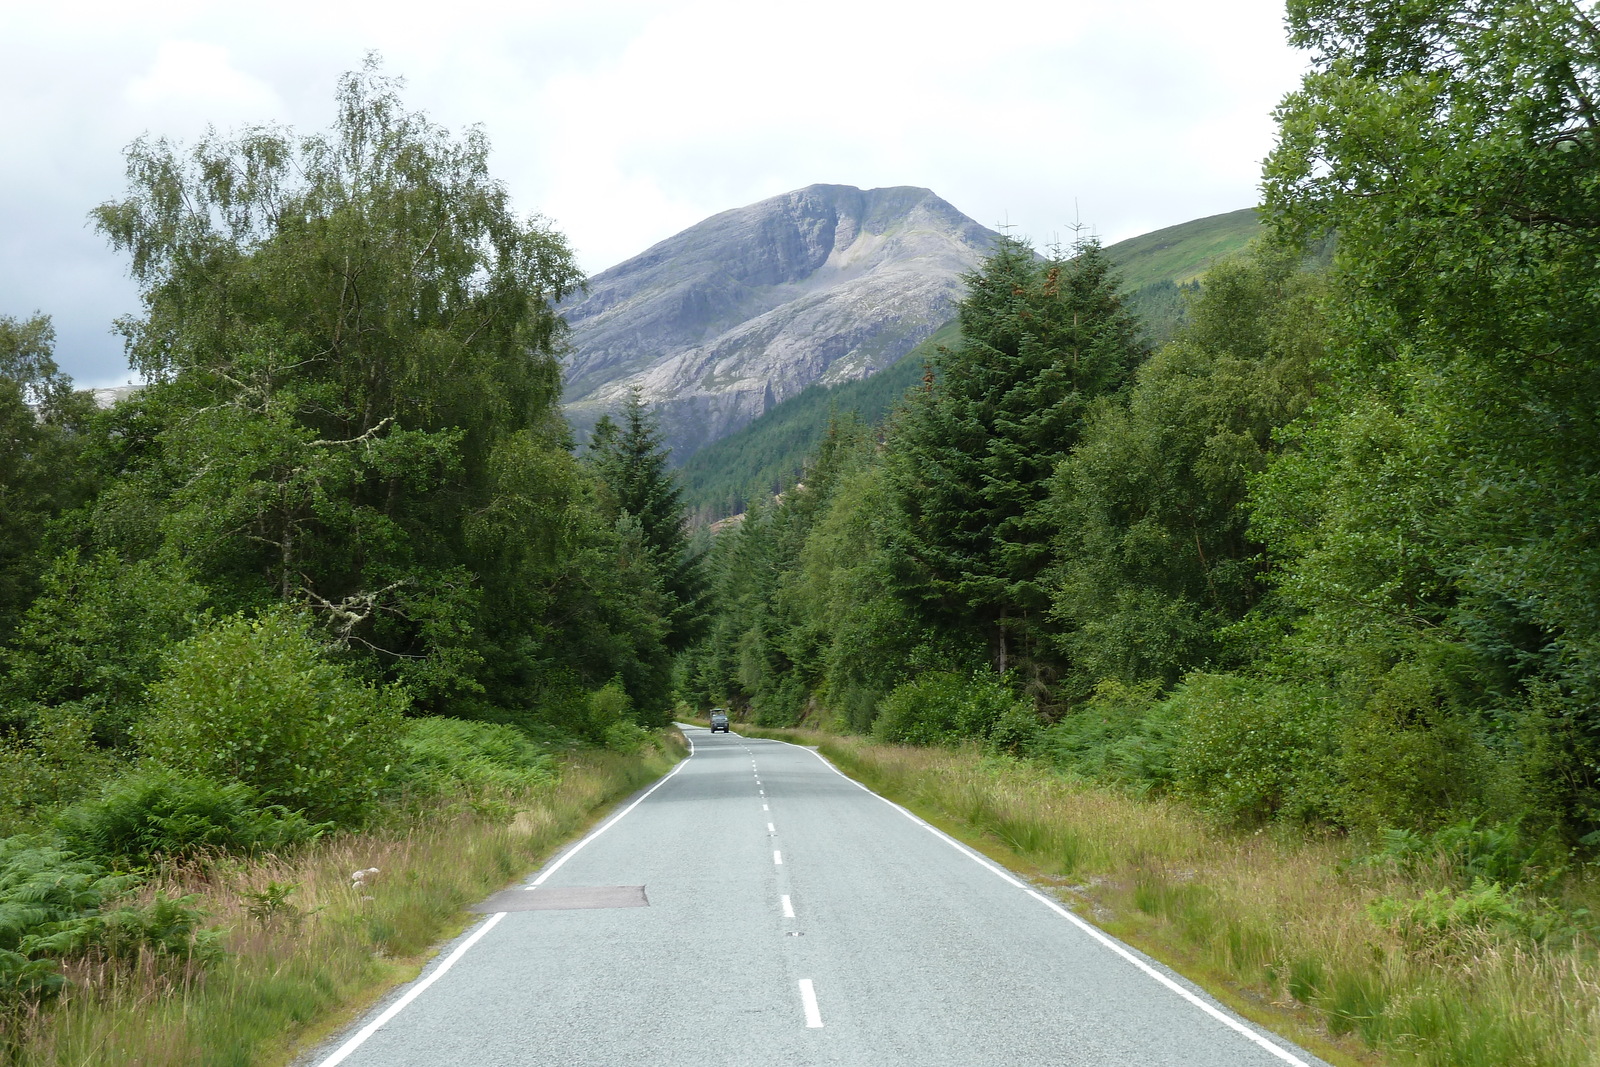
1 0 1310 389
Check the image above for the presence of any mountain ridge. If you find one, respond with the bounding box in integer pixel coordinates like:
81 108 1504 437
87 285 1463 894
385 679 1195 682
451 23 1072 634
559 184 998 458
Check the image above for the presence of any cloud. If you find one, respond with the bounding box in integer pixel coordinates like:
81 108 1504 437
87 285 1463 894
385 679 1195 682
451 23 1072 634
125 40 282 115
0 0 1309 385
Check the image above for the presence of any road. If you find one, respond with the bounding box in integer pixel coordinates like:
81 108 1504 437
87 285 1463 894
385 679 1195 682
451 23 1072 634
306 727 1331 1067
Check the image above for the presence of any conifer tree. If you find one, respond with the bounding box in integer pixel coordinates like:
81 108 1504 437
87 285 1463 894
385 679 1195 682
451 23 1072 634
885 235 1145 687
588 390 709 657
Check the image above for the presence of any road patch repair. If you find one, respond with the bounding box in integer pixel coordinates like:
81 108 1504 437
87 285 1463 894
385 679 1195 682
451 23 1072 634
471 886 648 912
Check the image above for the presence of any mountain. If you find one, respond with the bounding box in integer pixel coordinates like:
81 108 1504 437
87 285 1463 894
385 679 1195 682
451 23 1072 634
1105 207 1261 290
678 321 953 522
1109 207 1262 344
558 184 998 459
680 207 1266 520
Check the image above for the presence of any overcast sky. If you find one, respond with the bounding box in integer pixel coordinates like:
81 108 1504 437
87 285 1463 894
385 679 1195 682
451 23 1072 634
2 0 1309 388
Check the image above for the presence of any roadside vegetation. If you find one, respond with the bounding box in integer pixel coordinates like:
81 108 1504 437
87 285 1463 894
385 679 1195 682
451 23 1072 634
685 3 1600 1063
749 727 1600 1067
5 735 682 1066
0 58 700 1064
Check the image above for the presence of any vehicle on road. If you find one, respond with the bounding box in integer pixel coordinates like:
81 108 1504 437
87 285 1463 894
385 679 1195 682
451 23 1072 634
710 709 730 733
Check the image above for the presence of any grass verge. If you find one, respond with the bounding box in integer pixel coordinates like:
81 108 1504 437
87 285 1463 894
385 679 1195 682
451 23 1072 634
739 725 1600 1067
5 732 684 1067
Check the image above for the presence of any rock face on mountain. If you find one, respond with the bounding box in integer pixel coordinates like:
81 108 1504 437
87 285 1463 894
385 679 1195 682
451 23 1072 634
559 184 998 459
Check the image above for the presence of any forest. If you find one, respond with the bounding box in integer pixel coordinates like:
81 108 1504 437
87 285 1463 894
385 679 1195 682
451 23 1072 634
685 0 1600 860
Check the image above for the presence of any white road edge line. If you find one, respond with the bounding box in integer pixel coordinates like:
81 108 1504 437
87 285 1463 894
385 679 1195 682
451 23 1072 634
315 912 505 1067
1023 889 1309 1066
798 979 824 1028
782 894 795 918
313 730 698 1067
525 734 694 889
788 742 1313 1067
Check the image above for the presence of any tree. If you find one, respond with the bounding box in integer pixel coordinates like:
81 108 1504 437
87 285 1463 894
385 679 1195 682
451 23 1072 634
0 314 94 643
1261 0 1600 836
1049 247 1324 697
86 57 586 704
587 389 709 655
884 236 1144 689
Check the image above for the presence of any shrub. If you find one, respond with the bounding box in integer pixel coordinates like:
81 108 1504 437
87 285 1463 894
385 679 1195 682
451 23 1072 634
398 717 557 791
1337 662 1488 832
0 835 217 1006
0 711 115 832
1037 679 1181 789
602 720 653 754
871 672 1030 747
55 767 329 865
584 678 632 742
138 609 407 823
1167 674 1344 825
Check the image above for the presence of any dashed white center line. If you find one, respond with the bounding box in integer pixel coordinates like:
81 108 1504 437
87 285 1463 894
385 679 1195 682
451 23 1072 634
773 850 783 865
781 894 795 918
762 803 769 811
768 822 776 832
798 979 823 1028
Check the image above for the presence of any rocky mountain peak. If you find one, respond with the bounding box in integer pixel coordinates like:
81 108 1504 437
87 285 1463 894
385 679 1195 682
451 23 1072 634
560 184 998 459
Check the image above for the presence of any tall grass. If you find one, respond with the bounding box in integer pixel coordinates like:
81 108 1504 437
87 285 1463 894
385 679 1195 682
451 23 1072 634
755 728 1599 1067
5 736 683 1066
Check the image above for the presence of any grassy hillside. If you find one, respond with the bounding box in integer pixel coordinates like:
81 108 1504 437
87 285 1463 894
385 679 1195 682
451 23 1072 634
1102 207 1261 290
680 209 1264 520
679 322 954 522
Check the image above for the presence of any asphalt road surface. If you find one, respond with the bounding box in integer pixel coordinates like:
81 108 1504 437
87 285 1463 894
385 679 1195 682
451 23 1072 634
306 727 1332 1067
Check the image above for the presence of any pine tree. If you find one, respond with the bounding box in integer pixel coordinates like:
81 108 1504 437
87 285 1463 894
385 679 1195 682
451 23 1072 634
588 389 710 657
885 235 1145 687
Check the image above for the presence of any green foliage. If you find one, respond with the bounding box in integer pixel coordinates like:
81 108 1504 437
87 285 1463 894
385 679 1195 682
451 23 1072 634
1336 662 1492 833
0 313 95 645
582 678 634 741
680 210 1263 525
886 235 1145 683
585 390 708 722
0 714 116 832
138 610 406 822
243 881 302 929
1050 246 1324 700
870 672 1031 748
1036 680 1183 790
1 548 205 746
1262 0 1600 840
75 57 671 727
398 716 556 791
1167 674 1344 825
1362 816 1570 895
0 835 217 1007
55 767 329 865
1368 878 1555 950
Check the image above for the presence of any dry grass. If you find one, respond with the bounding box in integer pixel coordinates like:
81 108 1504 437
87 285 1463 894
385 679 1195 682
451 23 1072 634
5 736 684 1067
751 727 1600 1067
